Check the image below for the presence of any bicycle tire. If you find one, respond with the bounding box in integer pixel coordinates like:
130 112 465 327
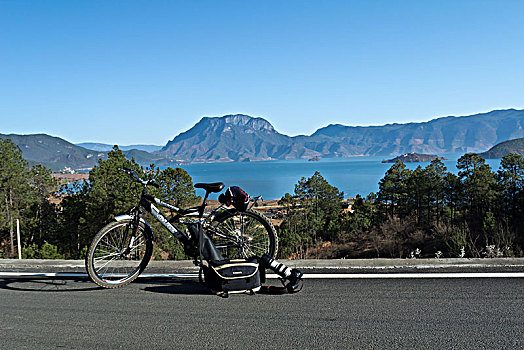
86 218 153 288
210 208 278 259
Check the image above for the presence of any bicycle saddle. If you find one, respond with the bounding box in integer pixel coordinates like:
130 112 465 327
195 182 225 193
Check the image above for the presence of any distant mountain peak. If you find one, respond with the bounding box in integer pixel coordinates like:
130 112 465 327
202 114 275 132
159 114 288 162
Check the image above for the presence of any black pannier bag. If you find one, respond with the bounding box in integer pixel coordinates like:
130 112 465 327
202 257 262 297
190 207 302 297
190 221 262 296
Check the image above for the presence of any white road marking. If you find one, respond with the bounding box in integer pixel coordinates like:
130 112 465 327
299 272 524 279
0 272 523 278
0 272 89 278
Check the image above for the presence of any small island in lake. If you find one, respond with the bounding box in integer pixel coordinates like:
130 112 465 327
308 156 320 162
382 152 447 163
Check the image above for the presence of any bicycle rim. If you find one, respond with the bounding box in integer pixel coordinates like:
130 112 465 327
212 210 276 258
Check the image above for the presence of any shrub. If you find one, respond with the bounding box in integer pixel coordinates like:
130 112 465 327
40 242 65 259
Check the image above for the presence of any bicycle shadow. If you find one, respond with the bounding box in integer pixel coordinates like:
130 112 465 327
0 277 100 292
141 279 211 295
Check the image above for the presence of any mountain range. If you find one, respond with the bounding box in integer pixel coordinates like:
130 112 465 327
0 133 168 171
1 109 524 170
156 109 524 162
76 143 163 153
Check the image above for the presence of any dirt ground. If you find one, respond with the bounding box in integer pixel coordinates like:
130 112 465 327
52 173 89 183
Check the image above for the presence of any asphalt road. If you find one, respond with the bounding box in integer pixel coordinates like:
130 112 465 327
1 277 523 349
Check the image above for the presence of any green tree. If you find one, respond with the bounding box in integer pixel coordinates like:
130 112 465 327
147 166 199 260
442 172 460 225
343 193 375 242
278 172 343 257
150 166 199 208
456 153 497 255
497 153 524 221
24 164 59 248
405 165 427 225
277 193 308 258
424 159 447 225
83 146 144 234
377 160 412 220
295 171 344 243
56 146 145 258
495 153 524 253
0 138 60 258
57 183 88 258
278 192 296 234
0 138 32 256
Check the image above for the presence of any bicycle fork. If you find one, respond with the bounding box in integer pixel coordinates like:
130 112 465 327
120 214 141 258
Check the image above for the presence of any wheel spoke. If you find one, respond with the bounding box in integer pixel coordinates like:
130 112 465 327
96 255 119 274
94 252 120 261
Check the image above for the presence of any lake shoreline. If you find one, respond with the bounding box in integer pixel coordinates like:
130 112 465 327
53 156 504 200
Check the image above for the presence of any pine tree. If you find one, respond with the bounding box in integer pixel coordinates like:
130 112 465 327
456 153 497 255
496 153 524 252
278 171 343 257
377 160 412 220
0 138 32 256
82 146 145 239
150 166 198 208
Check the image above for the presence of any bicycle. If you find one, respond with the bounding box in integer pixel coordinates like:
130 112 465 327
85 168 278 289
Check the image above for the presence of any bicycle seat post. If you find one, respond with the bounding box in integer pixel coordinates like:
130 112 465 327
194 182 225 218
199 190 210 218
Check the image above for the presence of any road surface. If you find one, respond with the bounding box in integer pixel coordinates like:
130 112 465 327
1 277 522 349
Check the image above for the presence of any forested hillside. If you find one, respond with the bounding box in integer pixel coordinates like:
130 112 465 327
480 137 524 158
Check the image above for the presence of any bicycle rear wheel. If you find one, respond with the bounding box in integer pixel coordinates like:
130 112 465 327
86 218 153 288
210 208 278 259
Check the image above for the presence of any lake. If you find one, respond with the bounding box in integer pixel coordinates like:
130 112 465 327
173 156 503 200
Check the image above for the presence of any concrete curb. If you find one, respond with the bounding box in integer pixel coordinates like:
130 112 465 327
1 258 524 274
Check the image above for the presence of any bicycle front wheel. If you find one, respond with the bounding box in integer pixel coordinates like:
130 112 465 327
86 218 153 288
210 208 278 259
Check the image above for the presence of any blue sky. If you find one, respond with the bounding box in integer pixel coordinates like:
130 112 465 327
1 0 523 145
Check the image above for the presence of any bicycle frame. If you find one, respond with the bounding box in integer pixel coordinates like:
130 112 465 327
136 191 210 245
118 168 268 260
119 169 228 253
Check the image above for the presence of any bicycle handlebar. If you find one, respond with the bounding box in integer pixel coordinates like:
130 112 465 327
119 168 160 188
